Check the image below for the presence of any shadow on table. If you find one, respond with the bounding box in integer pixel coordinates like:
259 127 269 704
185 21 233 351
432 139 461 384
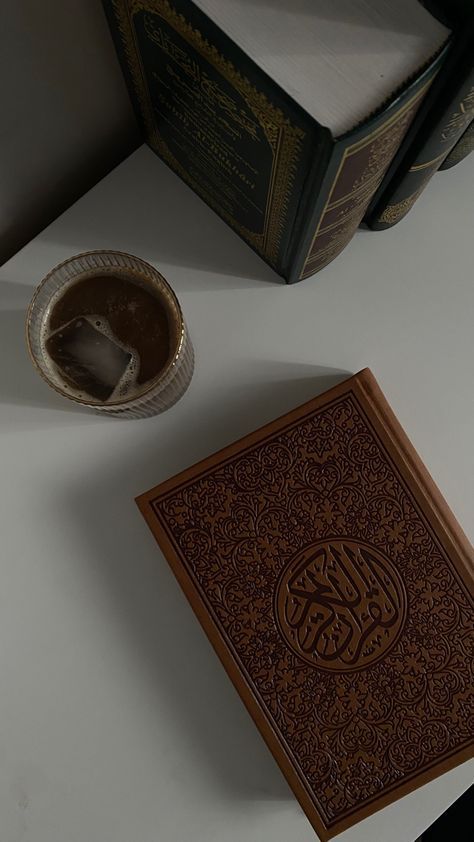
63 363 350 802
42 154 282 291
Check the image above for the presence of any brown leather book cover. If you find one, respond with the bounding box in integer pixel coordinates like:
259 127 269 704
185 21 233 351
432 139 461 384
136 369 474 839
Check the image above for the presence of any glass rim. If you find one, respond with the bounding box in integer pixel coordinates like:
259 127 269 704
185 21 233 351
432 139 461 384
25 249 186 408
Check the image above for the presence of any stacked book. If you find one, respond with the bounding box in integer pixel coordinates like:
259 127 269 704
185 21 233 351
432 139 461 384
103 0 473 282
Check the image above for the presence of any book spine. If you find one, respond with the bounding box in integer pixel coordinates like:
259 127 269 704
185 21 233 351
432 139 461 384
366 27 474 230
438 118 474 169
102 0 318 281
289 60 440 282
368 74 474 229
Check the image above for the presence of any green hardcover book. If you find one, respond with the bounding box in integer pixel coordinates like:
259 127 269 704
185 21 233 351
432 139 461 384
439 119 474 169
103 0 449 281
365 14 474 229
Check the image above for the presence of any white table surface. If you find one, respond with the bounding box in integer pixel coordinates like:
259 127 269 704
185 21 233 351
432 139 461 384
0 145 472 842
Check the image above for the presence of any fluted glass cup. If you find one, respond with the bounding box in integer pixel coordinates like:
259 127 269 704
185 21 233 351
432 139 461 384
26 251 194 418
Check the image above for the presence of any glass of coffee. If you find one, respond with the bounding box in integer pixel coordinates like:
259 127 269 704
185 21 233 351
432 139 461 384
26 251 194 418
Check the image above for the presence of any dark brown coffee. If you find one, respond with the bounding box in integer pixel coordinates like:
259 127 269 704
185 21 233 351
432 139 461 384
44 273 176 402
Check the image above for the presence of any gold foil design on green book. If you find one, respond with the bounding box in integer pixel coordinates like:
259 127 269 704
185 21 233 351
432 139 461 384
408 87 474 172
440 86 474 144
110 0 305 267
377 86 474 225
378 190 422 225
300 81 430 279
409 153 447 172
442 121 474 166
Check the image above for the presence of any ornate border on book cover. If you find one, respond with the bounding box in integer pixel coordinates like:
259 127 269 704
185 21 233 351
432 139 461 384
439 85 474 145
137 371 474 840
373 84 474 228
299 80 433 278
110 0 305 267
440 120 474 168
378 189 424 225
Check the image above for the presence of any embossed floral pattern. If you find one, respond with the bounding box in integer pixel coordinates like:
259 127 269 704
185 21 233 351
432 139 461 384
152 393 474 829
275 539 407 671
